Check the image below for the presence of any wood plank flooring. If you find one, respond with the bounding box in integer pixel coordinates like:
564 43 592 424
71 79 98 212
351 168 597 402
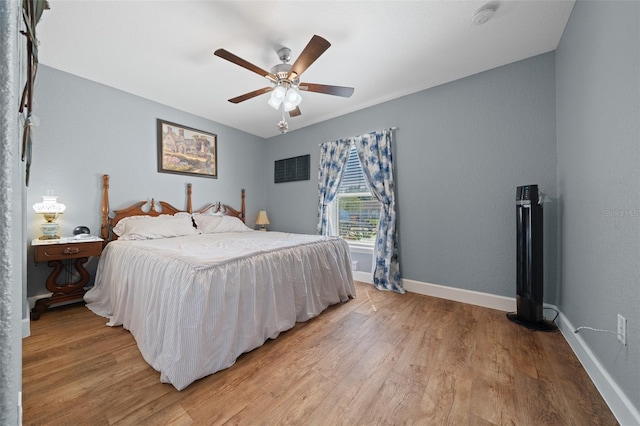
22 281 618 425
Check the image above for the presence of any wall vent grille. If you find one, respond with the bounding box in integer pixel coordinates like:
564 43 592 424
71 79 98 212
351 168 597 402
274 154 310 183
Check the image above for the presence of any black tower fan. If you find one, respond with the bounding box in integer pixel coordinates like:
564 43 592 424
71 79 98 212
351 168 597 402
507 185 557 331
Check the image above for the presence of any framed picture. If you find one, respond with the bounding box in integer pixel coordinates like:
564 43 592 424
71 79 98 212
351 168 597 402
157 119 217 178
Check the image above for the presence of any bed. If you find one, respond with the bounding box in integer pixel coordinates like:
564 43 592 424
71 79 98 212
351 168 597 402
84 175 355 390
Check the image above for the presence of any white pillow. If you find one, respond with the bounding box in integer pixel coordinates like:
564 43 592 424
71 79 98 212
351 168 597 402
113 214 171 237
193 214 252 233
173 212 193 218
191 214 223 233
114 215 200 240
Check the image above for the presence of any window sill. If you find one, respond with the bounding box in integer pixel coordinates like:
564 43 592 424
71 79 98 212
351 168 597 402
346 242 374 254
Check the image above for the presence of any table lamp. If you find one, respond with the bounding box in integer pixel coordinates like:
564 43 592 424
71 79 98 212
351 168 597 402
33 191 66 239
255 210 270 231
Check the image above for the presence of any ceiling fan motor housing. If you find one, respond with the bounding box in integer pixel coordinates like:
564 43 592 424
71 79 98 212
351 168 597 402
270 63 298 86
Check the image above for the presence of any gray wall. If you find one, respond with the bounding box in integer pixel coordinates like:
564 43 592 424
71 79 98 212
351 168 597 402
27 66 267 297
556 0 640 410
265 53 557 300
1 0 24 424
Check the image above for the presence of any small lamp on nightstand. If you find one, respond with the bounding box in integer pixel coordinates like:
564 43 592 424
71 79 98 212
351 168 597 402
255 210 270 231
33 191 66 240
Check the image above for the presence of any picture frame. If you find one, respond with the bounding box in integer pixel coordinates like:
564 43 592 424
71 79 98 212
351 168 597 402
157 119 217 178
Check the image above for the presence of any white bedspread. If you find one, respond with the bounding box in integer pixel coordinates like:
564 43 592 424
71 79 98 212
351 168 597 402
84 231 355 390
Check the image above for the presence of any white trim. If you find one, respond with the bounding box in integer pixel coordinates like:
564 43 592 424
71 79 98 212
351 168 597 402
27 293 51 311
348 243 374 254
555 310 640 426
400 277 639 424
21 317 29 338
402 278 516 312
352 270 372 283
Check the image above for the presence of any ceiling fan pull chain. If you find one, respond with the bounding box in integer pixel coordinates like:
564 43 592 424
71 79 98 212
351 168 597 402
277 104 289 134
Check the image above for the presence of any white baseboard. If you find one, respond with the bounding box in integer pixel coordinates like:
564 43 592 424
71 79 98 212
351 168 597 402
27 293 52 311
352 270 372 283
353 274 516 313
402 278 516 312
555 310 640 426
22 317 30 338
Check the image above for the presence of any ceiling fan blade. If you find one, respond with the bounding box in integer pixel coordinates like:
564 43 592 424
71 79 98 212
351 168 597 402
287 35 331 80
214 49 277 82
289 107 302 117
228 87 273 104
299 83 354 98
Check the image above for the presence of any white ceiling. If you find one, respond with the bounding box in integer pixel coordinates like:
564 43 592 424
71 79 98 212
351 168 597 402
37 0 575 138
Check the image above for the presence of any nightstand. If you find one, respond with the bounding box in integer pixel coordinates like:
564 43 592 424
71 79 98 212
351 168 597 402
31 236 103 320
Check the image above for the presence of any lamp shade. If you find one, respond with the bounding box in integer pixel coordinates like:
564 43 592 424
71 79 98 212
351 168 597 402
255 210 270 226
33 193 66 215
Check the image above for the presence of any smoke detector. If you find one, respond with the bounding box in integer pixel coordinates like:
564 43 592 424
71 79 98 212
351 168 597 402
472 2 499 26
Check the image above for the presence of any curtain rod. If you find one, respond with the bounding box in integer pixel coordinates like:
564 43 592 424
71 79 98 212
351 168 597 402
319 127 398 146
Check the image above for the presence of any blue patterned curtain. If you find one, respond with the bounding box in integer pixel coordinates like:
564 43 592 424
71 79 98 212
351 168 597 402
317 140 351 235
353 129 404 293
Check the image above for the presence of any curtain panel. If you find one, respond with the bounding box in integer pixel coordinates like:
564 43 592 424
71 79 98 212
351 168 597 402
317 140 350 235
318 129 403 294
353 129 403 293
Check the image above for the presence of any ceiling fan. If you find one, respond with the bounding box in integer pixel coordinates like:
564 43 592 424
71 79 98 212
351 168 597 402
214 35 354 133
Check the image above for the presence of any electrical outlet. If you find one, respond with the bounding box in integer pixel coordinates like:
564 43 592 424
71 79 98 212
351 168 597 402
617 314 626 346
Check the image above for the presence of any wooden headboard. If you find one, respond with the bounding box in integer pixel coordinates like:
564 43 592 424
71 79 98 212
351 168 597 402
100 174 246 243
195 189 246 223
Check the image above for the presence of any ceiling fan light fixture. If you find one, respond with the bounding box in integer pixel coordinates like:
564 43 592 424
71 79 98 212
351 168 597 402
286 87 302 107
267 97 281 110
283 100 296 112
268 86 286 109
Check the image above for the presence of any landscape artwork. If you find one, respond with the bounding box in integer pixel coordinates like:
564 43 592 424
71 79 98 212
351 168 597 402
157 119 217 178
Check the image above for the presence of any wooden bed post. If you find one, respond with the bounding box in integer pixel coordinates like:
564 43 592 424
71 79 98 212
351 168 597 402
241 189 246 223
187 183 192 213
101 174 110 243
99 175 199 242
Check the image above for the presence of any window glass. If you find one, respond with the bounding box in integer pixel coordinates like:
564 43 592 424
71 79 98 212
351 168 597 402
332 145 380 245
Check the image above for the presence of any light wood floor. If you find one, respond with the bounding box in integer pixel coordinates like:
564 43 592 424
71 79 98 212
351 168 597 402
23 281 617 425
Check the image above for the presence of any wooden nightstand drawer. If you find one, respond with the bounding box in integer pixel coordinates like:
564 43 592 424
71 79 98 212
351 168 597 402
34 241 102 263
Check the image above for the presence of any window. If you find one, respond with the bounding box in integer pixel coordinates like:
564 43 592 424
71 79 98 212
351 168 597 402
330 145 380 246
